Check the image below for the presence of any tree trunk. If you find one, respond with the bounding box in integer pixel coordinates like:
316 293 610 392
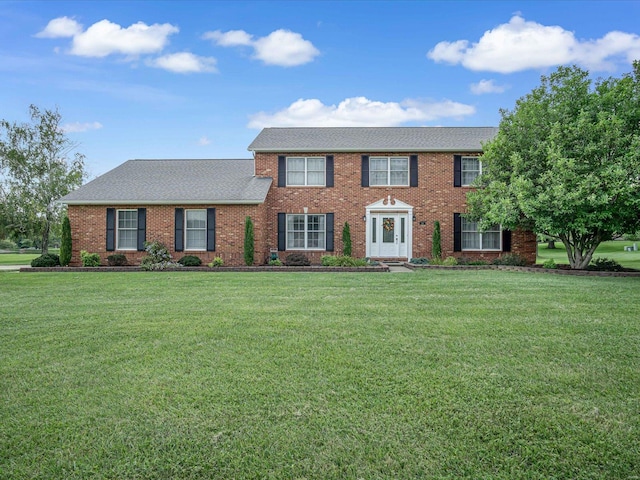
560 233 601 269
547 240 556 249
41 220 50 255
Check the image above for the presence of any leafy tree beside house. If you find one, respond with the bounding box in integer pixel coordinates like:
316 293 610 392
467 62 640 269
0 105 86 254
342 222 352 257
59 215 72 266
432 221 442 260
244 216 254 266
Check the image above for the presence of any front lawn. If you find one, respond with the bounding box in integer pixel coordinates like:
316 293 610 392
1 271 639 479
537 240 640 269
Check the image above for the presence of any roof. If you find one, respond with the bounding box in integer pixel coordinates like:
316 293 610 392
247 127 498 152
59 159 272 205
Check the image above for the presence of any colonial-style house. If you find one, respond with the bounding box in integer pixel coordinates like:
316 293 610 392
59 127 537 266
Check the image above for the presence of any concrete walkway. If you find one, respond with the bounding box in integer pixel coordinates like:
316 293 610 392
0 265 29 271
387 264 414 273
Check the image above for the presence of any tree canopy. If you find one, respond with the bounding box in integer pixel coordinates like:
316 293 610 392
467 62 640 269
0 105 86 253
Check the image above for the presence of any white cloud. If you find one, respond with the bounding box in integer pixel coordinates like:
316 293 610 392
204 28 320 66
70 19 179 57
148 52 217 73
35 16 83 38
247 96 475 129
61 121 103 133
427 15 640 73
198 136 211 146
470 79 508 95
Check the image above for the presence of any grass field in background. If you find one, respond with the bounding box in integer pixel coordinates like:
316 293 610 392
536 240 640 269
0 249 60 265
1 270 639 479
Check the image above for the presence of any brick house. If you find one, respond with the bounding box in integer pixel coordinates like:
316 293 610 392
60 127 537 266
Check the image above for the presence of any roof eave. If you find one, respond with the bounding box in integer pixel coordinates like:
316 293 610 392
60 199 267 206
248 147 486 153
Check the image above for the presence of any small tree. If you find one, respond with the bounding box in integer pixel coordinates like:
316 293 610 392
59 215 72 266
432 221 442 259
342 221 352 257
244 216 254 266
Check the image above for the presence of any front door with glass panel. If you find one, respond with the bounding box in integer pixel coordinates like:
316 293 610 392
369 213 408 258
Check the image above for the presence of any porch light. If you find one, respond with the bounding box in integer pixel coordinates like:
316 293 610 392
363 215 367 222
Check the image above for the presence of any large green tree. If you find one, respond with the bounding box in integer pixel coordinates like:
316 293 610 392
467 63 640 269
0 105 85 254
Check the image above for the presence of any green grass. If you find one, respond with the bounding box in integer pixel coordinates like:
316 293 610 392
1 271 639 479
0 249 60 265
537 240 640 269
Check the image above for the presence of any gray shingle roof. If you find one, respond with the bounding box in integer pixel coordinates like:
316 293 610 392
248 127 498 152
59 159 272 205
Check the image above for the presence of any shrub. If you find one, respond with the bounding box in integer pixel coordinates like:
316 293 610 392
587 257 623 272
107 254 128 266
30 253 60 267
432 221 442 260
80 250 101 267
0 238 17 250
244 216 254 266
59 216 72 266
543 258 558 269
443 256 458 266
492 254 528 266
623 231 640 241
268 258 283 266
141 241 181 270
409 257 430 265
208 257 224 268
285 253 311 266
321 255 368 267
342 222 352 257
177 255 202 267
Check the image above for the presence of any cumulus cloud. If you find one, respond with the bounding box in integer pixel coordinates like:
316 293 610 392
198 136 211 146
147 52 217 73
247 96 475 129
35 16 83 38
204 28 319 66
60 121 103 133
427 15 640 73
70 19 178 57
470 79 508 95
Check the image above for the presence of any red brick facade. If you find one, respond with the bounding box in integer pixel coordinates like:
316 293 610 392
67 150 537 266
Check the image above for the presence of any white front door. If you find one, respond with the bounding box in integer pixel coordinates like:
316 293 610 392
368 213 409 258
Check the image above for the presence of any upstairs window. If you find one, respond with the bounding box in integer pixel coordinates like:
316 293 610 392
287 157 325 186
461 156 481 186
369 157 409 186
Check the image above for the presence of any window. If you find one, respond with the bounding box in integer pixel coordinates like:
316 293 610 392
370 157 409 186
117 210 137 250
185 209 206 250
287 214 325 249
462 218 501 250
287 157 325 186
461 156 481 186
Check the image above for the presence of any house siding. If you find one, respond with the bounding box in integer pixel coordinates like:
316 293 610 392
255 151 537 264
67 203 268 267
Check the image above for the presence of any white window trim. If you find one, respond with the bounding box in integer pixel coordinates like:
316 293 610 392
369 156 409 187
286 156 326 186
116 209 138 251
461 156 482 187
286 213 326 250
462 218 502 251
185 209 207 251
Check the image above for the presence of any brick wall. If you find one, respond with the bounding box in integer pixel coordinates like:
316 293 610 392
254 151 537 264
67 204 267 267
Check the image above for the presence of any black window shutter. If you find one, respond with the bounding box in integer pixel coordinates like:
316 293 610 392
502 229 512 252
326 155 334 187
453 213 462 252
278 213 286 251
410 155 418 187
326 213 334 252
278 156 286 187
106 208 115 251
361 155 369 187
207 208 216 252
454 155 462 187
175 208 184 252
137 208 146 251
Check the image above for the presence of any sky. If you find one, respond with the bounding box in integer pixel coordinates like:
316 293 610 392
1 0 639 179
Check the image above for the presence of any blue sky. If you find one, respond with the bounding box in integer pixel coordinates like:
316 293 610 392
1 1 639 179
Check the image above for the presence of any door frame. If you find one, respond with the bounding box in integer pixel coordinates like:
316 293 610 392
365 196 413 259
